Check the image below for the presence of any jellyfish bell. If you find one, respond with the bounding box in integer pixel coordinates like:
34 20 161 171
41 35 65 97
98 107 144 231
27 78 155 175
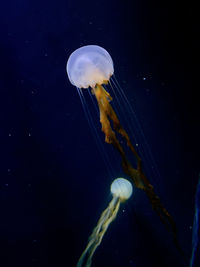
66 45 114 89
111 177 133 201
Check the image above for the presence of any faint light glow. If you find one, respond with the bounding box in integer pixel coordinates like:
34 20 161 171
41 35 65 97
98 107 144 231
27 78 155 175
5 184 9 187
129 259 134 264
143 77 146 80
8 133 12 137
136 143 139 147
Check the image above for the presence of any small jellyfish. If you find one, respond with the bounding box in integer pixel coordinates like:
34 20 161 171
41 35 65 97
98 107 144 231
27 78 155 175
77 178 133 267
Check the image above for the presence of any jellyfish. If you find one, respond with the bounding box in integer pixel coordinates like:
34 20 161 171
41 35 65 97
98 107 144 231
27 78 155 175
77 177 133 267
66 45 177 245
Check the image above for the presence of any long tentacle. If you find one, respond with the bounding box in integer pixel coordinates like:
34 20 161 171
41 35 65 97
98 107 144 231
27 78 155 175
77 196 120 267
93 84 178 246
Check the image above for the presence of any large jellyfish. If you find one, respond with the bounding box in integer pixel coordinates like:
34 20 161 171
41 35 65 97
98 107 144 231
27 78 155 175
77 178 133 267
67 45 177 245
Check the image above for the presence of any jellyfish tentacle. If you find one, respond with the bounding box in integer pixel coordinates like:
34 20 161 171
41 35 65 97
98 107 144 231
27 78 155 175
94 84 141 165
77 196 121 267
93 83 178 244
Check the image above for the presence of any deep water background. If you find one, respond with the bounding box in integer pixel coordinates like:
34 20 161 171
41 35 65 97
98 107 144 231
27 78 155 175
0 0 199 266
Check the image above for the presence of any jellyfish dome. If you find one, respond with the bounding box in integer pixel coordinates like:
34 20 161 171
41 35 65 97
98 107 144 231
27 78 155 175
66 45 114 89
111 178 133 201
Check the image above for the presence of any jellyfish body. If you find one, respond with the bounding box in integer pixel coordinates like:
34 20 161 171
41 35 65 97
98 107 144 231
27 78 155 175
66 45 114 88
111 177 133 201
77 178 133 267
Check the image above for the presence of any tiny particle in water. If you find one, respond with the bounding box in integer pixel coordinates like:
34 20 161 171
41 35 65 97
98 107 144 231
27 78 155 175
143 77 146 80
136 143 139 147
189 226 192 230
8 169 11 172
28 133 31 137
122 209 125 213
44 53 48 57
8 133 12 137
5 184 9 187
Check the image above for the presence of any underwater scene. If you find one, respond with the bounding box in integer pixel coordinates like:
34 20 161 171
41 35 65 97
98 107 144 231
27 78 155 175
0 0 199 267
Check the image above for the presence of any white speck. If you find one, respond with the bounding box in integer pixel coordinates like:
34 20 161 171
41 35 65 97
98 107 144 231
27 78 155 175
28 133 31 137
143 77 146 80
189 226 192 230
31 91 34 94
122 209 125 213
136 143 139 147
8 133 12 137
8 169 11 172
44 53 48 57
89 21 93 25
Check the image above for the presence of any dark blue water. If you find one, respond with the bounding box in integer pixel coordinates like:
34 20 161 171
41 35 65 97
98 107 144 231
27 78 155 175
0 0 198 266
